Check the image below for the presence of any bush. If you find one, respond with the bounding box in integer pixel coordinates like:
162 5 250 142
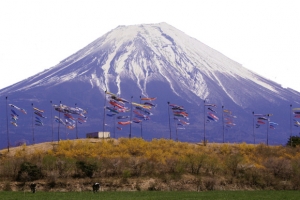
224 153 243 176
203 177 217 190
121 169 131 183
76 161 97 178
17 162 43 181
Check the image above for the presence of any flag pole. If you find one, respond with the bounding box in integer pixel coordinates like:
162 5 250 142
6 96 10 152
167 102 171 140
252 111 255 144
140 95 143 139
129 96 133 139
222 106 224 143
50 100 54 142
290 104 293 147
267 114 269 146
31 103 35 145
114 114 116 138
58 101 61 143
203 100 206 145
102 90 107 140
175 119 178 142
75 103 78 139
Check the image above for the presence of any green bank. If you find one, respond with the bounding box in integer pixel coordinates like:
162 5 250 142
0 191 300 200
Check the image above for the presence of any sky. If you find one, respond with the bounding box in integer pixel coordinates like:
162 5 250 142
0 0 300 91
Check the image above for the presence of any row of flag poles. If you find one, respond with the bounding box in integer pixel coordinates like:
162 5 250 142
4 96 87 152
4 94 300 152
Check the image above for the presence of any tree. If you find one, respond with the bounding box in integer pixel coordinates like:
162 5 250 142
286 136 300 147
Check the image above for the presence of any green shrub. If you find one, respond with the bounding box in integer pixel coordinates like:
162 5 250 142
121 169 131 183
76 161 97 178
17 162 43 181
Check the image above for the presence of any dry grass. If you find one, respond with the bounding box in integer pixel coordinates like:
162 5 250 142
0 138 117 156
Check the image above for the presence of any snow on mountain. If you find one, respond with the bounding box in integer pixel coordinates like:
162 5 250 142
1 22 300 149
1 23 283 102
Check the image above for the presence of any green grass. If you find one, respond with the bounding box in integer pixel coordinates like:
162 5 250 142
0 191 300 200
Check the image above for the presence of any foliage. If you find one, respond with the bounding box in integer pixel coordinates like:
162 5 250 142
76 161 98 178
1 138 300 191
286 136 300 147
16 162 43 181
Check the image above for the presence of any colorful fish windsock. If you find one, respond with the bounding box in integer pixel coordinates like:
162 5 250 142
118 121 131 125
141 97 157 101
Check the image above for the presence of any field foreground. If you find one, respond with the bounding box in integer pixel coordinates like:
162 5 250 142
0 191 300 200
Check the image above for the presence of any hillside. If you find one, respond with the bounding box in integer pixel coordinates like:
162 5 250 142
1 138 300 192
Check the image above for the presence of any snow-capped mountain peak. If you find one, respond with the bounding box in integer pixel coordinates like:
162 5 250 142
1 23 299 148
1 22 286 106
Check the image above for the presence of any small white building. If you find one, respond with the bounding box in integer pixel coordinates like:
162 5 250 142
86 132 110 139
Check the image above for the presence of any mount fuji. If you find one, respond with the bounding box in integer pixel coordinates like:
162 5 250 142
1 22 299 149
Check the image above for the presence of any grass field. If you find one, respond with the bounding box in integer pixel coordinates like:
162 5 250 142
0 190 300 200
